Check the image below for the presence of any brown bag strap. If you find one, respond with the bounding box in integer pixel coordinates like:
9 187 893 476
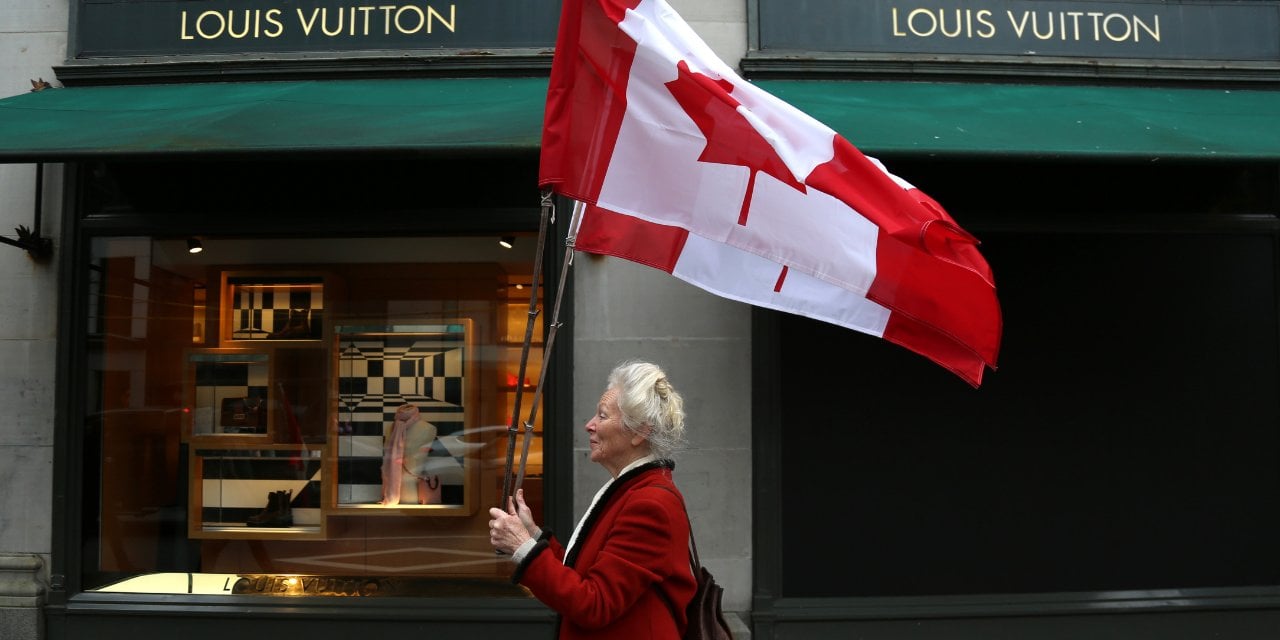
653 485 701 573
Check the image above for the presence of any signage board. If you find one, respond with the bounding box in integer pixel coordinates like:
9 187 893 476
75 0 561 58
756 0 1280 63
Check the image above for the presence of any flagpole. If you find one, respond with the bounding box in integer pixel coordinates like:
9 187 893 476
513 199 584 495
499 190 553 515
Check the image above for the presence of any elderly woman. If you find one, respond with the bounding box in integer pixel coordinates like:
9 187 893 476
489 361 696 639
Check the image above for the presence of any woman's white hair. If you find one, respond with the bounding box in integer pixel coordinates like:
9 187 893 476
606 360 686 459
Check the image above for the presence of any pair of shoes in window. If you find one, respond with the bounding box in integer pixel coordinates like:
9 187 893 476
246 489 293 528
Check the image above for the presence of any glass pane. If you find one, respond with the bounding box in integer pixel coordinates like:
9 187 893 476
779 232 1280 597
82 235 545 597
334 324 474 512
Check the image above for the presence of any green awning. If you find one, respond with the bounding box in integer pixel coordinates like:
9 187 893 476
0 77 549 161
0 77 1277 161
756 80 1280 160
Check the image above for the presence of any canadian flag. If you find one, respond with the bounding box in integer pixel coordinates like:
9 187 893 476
539 0 1002 386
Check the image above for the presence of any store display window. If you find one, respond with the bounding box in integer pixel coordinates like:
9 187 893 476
81 235 545 597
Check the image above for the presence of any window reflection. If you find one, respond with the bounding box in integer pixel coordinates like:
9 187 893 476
84 236 544 596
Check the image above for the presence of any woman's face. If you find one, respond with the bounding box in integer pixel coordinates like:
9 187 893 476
585 388 646 477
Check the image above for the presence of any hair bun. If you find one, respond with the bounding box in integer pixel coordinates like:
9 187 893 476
655 377 670 399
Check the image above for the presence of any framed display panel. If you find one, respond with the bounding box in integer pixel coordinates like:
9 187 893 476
329 322 479 516
221 273 325 343
185 348 272 442
188 444 327 540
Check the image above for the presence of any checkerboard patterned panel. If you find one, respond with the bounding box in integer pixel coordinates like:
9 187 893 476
336 333 467 505
228 278 324 340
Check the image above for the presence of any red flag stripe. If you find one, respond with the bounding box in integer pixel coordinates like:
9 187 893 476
870 228 1002 366
538 0 640 203
881 313 991 387
576 204 689 273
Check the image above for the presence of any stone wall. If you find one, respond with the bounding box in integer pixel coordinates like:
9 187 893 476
0 554 46 639
0 2 68 639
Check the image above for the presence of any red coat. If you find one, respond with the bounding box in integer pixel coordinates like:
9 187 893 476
514 460 696 639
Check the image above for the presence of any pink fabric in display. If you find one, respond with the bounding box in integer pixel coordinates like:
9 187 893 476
380 404 420 505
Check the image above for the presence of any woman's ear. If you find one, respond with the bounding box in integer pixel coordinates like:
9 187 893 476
630 424 653 447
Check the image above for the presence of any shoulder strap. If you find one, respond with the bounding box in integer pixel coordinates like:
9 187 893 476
652 485 701 573
650 484 699 637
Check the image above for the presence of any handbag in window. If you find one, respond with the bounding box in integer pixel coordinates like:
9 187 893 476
220 396 266 433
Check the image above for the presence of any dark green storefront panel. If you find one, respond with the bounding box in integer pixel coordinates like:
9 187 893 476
0 77 548 160
2 78 1279 161
756 80 1280 159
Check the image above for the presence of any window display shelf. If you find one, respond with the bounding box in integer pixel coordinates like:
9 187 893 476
188 444 327 540
220 273 327 344
184 349 273 443
329 322 480 517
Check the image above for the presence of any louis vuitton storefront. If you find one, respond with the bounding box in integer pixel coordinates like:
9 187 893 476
0 1 585 637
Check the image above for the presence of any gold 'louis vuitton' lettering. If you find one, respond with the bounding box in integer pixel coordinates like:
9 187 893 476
296 5 456 37
892 8 997 39
179 3 456 41
891 6 1161 43
1005 10 1159 41
181 9 286 40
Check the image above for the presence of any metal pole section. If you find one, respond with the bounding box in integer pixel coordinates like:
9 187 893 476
499 191 554 514
34 163 43 238
513 200 584 494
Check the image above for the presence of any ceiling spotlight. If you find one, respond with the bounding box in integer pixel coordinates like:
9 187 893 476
187 238 204 254
498 236 515 249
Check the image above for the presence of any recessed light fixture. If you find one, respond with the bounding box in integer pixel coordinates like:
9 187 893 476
499 236 515 249
187 238 204 254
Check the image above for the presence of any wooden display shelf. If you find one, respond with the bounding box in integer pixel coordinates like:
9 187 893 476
188 443 328 540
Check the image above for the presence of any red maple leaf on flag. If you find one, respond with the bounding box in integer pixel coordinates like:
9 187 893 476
665 60 807 226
